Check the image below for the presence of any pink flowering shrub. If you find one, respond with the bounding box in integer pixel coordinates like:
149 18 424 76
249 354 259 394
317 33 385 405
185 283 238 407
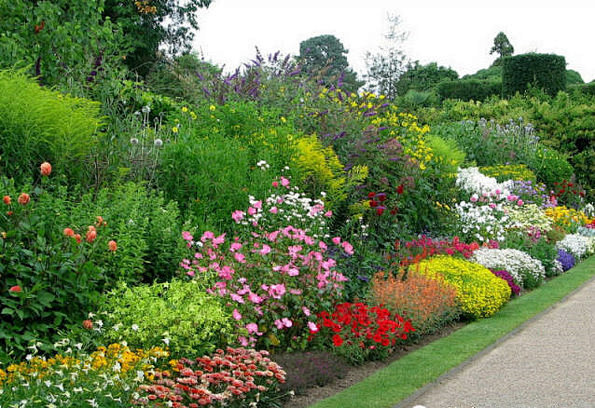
180 176 352 351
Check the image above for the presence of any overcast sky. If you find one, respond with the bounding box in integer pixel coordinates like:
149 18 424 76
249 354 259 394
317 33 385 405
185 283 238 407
191 0 595 83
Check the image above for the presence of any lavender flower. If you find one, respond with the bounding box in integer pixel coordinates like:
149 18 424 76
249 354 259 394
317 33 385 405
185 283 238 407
556 249 575 272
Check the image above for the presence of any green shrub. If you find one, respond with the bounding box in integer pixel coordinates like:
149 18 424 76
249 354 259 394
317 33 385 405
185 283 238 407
413 256 511 319
96 279 233 358
437 79 502 101
502 53 566 96
528 147 574 189
0 70 101 185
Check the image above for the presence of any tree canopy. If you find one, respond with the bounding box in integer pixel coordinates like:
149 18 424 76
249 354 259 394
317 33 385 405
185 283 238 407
490 32 514 66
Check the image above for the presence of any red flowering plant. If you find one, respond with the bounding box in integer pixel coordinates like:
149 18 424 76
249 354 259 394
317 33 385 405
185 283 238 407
180 176 353 352
135 347 288 408
310 302 415 365
553 179 587 210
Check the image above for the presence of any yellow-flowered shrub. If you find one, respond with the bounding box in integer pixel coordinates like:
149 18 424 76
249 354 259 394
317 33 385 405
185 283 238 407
480 164 537 183
545 206 593 232
412 256 511 319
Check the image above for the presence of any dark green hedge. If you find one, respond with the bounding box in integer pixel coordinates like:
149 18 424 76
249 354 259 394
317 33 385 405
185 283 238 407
437 79 502 101
569 82 595 96
502 53 566 96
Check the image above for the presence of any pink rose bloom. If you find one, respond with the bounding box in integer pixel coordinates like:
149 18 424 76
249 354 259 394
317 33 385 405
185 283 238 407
308 322 319 333
230 293 244 303
281 318 293 328
470 194 478 202
245 323 261 335
212 234 226 246
332 237 341 245
495 189 501 195
274 319 285 329
319 241 328 251
232 210 245 223
269 206 278 214
248 292 263 304
517 199 524 206
489 203 497 209
232 309 242 321
182 231 193 241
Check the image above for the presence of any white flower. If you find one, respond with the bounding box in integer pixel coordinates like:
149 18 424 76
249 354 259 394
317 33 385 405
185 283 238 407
154 138 163 147
472 248 545 286
141 105 151 114
130 137 139 145
556 234 595 260
163 338 170 345
131 324 139 331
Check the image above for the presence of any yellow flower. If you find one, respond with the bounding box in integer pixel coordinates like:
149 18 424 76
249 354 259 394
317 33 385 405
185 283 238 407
209 105 216 111
172 126 178 133
181 106 188 113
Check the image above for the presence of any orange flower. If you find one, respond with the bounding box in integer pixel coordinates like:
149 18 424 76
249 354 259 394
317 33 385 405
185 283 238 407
9 285 22 293
86 229 97 243
63 227 75 237
108 240 117 252
96 216 105 227
74 234 82 244
88 225 96 233
40 162 52 176
82 320 93 329
17 193 30 206
2 195 10 205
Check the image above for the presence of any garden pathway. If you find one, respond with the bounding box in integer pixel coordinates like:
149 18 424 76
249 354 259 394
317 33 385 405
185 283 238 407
403 275 595 408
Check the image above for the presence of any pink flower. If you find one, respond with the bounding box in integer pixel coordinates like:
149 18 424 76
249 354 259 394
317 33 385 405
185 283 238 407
238 336 249 346
517 199 524 206
280 176 290 187
281 317 293 328
230 242 242 252
232 210 245 223
259 244 271 256
212 234 226 246
269 206 278 214
341 241 354 255
230 293 244 303
248 292 263 304
324 210 333 217
245 323 262 335
274 319 285 329
289 288 302 295
302 306 311 316
269 283 286 299
470 194 478 202
182 231 193 241
307 322 319 333
232 309 242 321
489 203 496 209
272 181 279 188
319 241 328 251
253 200 262 209
186 271 195 277
201 231 214 242
247 206 257 216
332 237 341 245
234 252 246 263
9 285 22 293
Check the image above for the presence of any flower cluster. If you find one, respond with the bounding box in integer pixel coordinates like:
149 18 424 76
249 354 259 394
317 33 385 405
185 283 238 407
553 179 586 207
545 206 593 233
507 203 553 236
555 234 595 260
479 164 536 183
454 201 513 242
367 190 401 216
471 248 545 288
0 343 169 407
181 225 351 349
393 235 492 267
414 256 511 319
312 302 414 364
556 249 576 272
456 167 513 199
135 347 286 408
509 180 554 208
490 270 521 296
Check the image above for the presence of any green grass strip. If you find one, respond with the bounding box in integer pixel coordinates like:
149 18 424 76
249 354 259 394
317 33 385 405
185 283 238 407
310 255 595 408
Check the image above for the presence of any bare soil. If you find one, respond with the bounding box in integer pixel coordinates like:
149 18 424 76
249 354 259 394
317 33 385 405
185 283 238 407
282 322 466 408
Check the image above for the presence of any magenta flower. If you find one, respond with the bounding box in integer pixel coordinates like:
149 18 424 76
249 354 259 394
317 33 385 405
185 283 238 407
280 176 290 187
259 244 272 256
332 237 341 245
247 206 257 216
246 323 261 335
182 231 193 241
308 321 319 333
269 283 286 299
232 210 245 223
269 206 278 214
232 309 242 321
201 231 215 242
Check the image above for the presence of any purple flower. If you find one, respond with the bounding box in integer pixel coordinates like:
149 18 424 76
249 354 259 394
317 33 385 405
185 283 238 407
556 249 575 272
491 269 521 296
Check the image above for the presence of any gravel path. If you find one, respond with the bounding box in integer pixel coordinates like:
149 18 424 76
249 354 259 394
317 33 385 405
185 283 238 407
404 276 595 408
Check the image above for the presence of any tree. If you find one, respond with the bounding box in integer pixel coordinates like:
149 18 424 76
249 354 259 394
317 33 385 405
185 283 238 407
490 32 514 66
298 34 363 93
396 61 458 96
364 14 409 99
103 0 213 76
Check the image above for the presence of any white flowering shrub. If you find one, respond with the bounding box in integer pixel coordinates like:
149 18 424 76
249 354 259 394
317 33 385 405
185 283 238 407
556 234 595 260
456 167 514 199
455 201 514 242
471 248 546 289
507 203 552 234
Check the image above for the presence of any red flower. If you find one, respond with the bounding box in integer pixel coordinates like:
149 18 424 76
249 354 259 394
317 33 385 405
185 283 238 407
82 319 93 329
17 193 30 206
9 285 22 293
367 192 376 199
2 195 10 205
40 162 52 176
63 227 74 237
108 240 117 252
396 184 404 194
86 229 97 243
74 234 82 244
376 207 385 216
369 200 378 208
332 334 343 347
377 193 387 202
390 207 398 215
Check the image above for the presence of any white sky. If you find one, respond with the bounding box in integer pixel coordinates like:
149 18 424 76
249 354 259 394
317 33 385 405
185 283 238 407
192 0 595 83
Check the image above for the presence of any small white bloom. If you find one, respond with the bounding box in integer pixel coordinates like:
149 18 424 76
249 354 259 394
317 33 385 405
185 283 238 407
131 324 139 331
154 138 163 147
130 137 139 145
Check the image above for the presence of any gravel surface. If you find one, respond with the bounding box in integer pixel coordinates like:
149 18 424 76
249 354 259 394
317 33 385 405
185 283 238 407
405 277 595 408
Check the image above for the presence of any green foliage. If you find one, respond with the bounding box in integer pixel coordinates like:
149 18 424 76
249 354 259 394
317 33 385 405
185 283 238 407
0 178 112 362
463 65 502 81
528 147 574 188
0 70 101 186
566 69 584 85
0 0 126 91
157 102 298 233
96 279 233 358
396 61 458 96
299 34 364 93
414 256 511 319
568 81 595 96
502 53 566 96
489 32 514 65
437 79 502 101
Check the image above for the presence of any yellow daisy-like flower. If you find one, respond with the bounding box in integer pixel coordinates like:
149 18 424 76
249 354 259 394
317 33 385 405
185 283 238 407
209 105 216 111
172 126 179 133
181 106 188 113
